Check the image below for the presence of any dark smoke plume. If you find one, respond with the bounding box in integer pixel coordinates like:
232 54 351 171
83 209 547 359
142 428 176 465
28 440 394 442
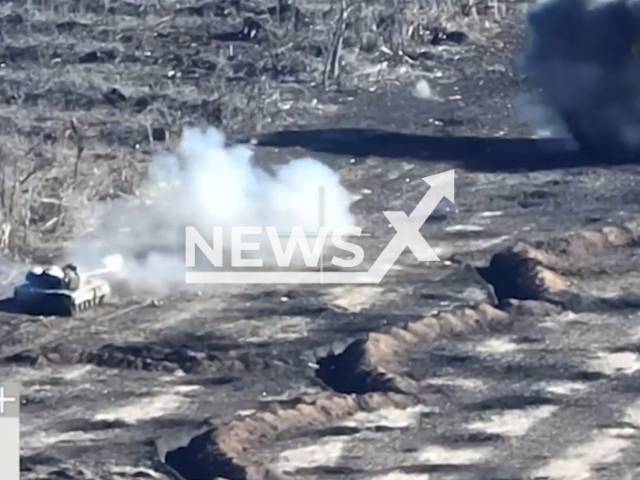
519 0 640 156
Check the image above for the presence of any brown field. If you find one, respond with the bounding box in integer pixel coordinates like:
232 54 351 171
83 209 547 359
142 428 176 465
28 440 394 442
5 1 640 480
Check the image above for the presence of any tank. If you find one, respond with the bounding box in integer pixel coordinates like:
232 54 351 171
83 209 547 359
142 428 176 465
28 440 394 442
12 264 111 316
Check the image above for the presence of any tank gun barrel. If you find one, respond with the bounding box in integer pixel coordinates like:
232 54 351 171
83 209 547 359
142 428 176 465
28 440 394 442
85 267 113 277
83 254 124 277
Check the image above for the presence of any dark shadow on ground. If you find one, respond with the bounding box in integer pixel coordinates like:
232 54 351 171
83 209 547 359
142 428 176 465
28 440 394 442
257 128 637 172
0 298 19 314
0 296 73 317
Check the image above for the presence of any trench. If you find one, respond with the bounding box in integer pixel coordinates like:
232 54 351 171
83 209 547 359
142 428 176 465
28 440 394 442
158 238 615 480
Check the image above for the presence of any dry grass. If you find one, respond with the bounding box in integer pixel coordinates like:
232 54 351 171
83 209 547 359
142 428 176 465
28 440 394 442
0 0 524 260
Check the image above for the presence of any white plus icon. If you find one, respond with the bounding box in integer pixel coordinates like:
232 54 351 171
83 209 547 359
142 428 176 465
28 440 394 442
0 385 16 414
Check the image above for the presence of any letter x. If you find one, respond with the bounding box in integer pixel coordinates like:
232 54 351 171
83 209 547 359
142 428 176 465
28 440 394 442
383 210 439 262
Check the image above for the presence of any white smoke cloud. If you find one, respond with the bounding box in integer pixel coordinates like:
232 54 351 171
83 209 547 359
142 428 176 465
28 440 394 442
65 126 355 293
413 79 440 100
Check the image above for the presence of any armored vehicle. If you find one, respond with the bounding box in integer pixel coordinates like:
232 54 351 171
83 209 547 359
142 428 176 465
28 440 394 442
13 264 111 316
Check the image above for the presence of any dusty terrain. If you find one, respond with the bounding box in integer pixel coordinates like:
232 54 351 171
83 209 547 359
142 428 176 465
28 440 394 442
4 0 640 480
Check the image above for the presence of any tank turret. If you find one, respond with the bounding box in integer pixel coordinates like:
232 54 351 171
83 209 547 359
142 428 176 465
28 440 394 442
13 263 111 316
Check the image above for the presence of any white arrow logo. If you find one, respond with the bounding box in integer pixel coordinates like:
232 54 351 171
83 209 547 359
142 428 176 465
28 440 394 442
185 169 455 284
365 169 454 283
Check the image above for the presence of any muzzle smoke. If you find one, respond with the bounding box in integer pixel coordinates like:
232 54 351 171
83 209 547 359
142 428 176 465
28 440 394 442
519 0 640 155
66 127 355 292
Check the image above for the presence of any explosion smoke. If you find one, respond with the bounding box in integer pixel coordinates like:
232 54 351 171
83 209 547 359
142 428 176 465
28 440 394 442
519 0 640 156
66 127 355 292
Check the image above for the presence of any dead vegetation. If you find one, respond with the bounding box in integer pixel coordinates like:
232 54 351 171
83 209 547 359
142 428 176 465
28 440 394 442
155 217 640 479
0 0 523 259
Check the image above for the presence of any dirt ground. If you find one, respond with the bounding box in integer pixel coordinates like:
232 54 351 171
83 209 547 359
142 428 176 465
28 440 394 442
0 0 520 255
5 1 640 480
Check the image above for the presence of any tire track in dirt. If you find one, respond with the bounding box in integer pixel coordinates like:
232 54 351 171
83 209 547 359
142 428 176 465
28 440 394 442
0 299 147 354
154 217 640 480
0 289 264 376
2 338 281 378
